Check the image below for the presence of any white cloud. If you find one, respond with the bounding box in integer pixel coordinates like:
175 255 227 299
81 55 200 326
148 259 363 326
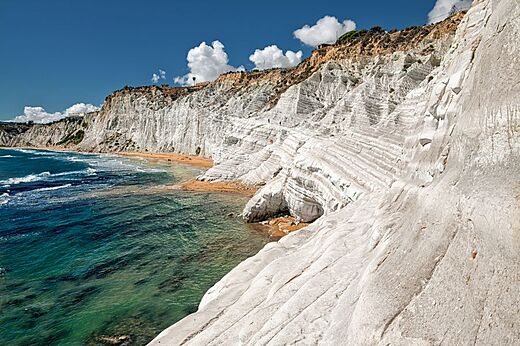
428 0 472 24
151 69 167 83
249 45 303 70
174 40 243 86
294 16 356 47
11 103 100 124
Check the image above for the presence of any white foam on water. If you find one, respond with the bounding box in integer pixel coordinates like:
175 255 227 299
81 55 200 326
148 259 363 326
12 148 34 154
32 184 72 192
64 156 81 162
12 148 55 156
52 168 97 177
0 172 51 185
0 192 9 205
64 154 164 173
0 155 14 158
0 168 97 188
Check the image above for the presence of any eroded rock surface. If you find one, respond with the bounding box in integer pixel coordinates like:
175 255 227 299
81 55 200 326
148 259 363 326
0 12 465 225
150 1 520 344
2 1 519 344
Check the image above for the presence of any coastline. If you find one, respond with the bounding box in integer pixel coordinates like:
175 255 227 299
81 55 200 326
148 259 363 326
0 148 268 345
1 146 256 196
1 146 307 239
0 146 214 169
119 151 213 169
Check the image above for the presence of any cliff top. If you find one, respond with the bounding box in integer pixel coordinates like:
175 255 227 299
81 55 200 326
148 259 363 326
103 12 465 110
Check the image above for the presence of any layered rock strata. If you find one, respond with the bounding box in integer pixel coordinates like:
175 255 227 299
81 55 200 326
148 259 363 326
1 14 463 224
2 1 520 344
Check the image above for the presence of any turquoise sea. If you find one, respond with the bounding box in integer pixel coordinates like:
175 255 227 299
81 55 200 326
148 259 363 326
0 148 270 345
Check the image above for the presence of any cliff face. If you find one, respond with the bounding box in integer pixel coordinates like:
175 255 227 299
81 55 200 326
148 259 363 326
151 0 520 344
0 117 87 148
0 13 462 224
3 1 520 343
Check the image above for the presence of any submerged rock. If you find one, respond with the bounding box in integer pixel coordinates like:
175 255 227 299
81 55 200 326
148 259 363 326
95 335 131 346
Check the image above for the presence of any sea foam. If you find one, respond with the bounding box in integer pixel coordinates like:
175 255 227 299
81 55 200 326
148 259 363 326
0 192 9 205
0 172 51 186
32 184 72 192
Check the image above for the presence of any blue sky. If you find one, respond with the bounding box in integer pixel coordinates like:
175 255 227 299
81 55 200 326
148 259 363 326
0 0 444 121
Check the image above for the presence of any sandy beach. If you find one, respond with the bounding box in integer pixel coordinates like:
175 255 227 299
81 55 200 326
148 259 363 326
119 151 213 169
1 147 214 169
177 179 258 196
250 216 309 238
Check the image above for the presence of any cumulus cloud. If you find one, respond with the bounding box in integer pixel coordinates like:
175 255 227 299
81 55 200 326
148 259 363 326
249 45 303 70
294 16 356 47
174 40 243 86
428 0 472 24
11 103 100 124
151 69 166 83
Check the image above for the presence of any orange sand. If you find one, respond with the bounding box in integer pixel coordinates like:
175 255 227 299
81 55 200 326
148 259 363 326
2 147 214 168
250 216 309 239
178 179 258 197
119 152 213 168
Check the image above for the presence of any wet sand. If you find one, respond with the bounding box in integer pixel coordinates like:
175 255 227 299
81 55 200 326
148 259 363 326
249 216 309 239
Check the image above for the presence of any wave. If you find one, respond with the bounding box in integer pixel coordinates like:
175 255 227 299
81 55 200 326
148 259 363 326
1 168 98 187
0 172 51 186
64 156 82 162
65 155 157 172
0 155 14 158
13 148 53 155
32 184 72 192
57 152 166 174
12 148 34 154
0 167 99 191
0 192 9 205
52 168 97 177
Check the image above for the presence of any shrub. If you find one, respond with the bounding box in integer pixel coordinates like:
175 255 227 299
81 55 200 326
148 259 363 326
57 130 85 145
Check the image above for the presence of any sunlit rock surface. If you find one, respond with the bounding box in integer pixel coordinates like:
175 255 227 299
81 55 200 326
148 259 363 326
151 1 520 344
0 14 462 226
2 0 519 344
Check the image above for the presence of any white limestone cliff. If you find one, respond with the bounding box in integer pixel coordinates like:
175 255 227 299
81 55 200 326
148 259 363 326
1 0 519 343
149 0 520 344
0 16 461 226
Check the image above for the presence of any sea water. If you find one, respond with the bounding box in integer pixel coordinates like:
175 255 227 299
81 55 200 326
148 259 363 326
0 148 270 345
